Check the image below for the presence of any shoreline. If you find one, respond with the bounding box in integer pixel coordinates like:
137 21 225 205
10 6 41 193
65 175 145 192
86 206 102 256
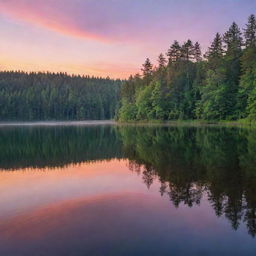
116 119 256 128
0 120 116 127
0 119 255 128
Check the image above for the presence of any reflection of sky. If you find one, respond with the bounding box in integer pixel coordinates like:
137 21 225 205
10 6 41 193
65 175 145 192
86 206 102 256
0 160 151 218
0 0 255 78
0 159 255 255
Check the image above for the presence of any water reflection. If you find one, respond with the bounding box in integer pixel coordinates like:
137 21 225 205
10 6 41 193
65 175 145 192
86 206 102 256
119 126 256 237
0 125 256 255
0 126 123 169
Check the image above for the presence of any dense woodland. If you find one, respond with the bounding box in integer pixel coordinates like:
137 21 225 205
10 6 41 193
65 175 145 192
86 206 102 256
0 15 255 122
118 14 256 122
0 72 121 121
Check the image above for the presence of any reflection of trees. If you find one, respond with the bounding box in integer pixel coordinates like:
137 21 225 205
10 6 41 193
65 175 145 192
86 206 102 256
0 126 123 169
169 183 203 208
1 125 256 237
119 126 256 237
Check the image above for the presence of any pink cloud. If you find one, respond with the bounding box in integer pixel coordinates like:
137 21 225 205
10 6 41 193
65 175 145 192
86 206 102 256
0 0 156 43
0 0 185 44
0 0 254 45
1 0 254 78
0 0 111 41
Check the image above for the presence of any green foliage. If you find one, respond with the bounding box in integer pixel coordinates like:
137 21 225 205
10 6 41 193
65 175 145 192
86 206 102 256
136 85 153 120
247 87 256 120
0 71 121 121
118 101 137 121
237 47 256 118
118 14 256 122
151 81 165 119
198 69 227 120
244 14 256 48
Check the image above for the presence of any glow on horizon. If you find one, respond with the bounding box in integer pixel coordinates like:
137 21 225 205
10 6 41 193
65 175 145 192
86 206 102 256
0 0 255 78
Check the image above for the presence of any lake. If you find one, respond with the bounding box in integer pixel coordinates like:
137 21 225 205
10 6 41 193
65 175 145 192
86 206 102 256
0 123 255 256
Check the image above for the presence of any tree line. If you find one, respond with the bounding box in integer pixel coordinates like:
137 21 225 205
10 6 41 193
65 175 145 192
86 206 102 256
0 71 121 121
118 14 256 122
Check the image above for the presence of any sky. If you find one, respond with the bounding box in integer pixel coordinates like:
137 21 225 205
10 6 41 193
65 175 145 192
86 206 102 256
0 0 255 79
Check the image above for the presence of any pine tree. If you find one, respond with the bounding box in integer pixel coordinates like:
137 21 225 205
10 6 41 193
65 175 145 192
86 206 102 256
205 33 224 67
158 53 167 69
167 41 181 63
0 71 121 121
151 81 165 120
223 22 243 57
223 22 243 119
244 14 256 48
118 15 256 122
237 15 256 119
141 58 153 87
247 86 256 120
193 42 202 62
141 58 153 77
181 39 194 61
199 69 229 120
238 46 256 118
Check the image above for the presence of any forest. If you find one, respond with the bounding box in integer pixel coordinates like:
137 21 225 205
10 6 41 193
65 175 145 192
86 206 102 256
0 71 121 121
0 15 255 122
118 14 256 122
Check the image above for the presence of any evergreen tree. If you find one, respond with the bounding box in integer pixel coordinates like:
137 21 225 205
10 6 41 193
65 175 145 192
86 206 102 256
223 22 243 119
244 14 256 48
0 71 121 121
136 85 153 120
199 33 231 120
193 42 202 62
141 58 153 86
167 41 181 63
151 81 165 119
141 58 153 77
205 33 224 67
238 47 256 118
117 15 256 122
199 69 229 120
158 53 167 69
247 86 256 120
181 39 194 61
238 15 256 118
224 22 243 57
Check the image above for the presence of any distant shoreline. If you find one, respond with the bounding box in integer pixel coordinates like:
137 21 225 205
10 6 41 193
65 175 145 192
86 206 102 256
0 119 255 128
116 120 256 128
0 120 116 127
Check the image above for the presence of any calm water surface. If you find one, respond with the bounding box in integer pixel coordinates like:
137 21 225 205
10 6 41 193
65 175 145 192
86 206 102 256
0 124 256 255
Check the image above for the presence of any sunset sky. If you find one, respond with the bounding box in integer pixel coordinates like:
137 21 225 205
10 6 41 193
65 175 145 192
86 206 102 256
0 0 255 79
